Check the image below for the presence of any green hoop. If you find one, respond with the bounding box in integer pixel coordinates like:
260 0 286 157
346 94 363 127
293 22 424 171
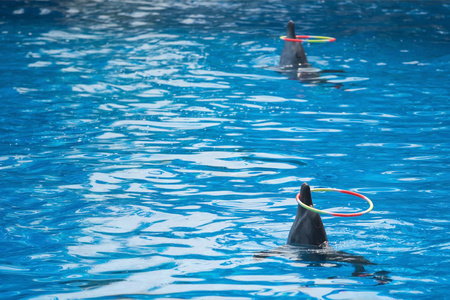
296 188 373 217
280 35 336 43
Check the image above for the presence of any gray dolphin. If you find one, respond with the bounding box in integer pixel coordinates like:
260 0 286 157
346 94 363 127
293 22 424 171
255 183 391 284
268 182 371 266
287 182 328 247
279 20 311 69
278 21 344 86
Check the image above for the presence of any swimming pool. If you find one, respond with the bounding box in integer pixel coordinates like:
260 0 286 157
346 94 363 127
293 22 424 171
1 0 449 299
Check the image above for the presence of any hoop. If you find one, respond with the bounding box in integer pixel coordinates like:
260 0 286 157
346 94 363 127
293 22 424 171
295 188 373 217
280 35 336 43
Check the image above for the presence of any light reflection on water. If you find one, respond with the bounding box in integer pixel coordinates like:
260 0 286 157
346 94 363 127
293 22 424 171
0 0 449 299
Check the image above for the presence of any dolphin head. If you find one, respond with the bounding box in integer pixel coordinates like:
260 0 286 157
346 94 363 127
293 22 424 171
279 20 310 69
287 182 328 247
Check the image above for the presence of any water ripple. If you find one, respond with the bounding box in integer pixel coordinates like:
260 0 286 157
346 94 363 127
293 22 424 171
1 0 449 299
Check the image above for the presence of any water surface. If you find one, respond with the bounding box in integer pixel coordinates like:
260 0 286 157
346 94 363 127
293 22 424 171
0 0 449 299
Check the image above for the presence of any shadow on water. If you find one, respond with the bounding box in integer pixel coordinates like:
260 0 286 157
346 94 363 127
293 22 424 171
267 65 346 88
254 244 391 285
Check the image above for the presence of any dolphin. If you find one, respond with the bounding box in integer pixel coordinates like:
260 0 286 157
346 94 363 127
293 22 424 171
258 182 372 266
254 182 391 284
279 20 311 69
287 182 328 247
278 21 344 86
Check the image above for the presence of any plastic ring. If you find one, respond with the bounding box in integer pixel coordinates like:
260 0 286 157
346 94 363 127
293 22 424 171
296 188 373 217
280 35 336 43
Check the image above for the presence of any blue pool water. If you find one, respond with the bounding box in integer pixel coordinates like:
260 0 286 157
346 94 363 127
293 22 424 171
1 0 449 299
